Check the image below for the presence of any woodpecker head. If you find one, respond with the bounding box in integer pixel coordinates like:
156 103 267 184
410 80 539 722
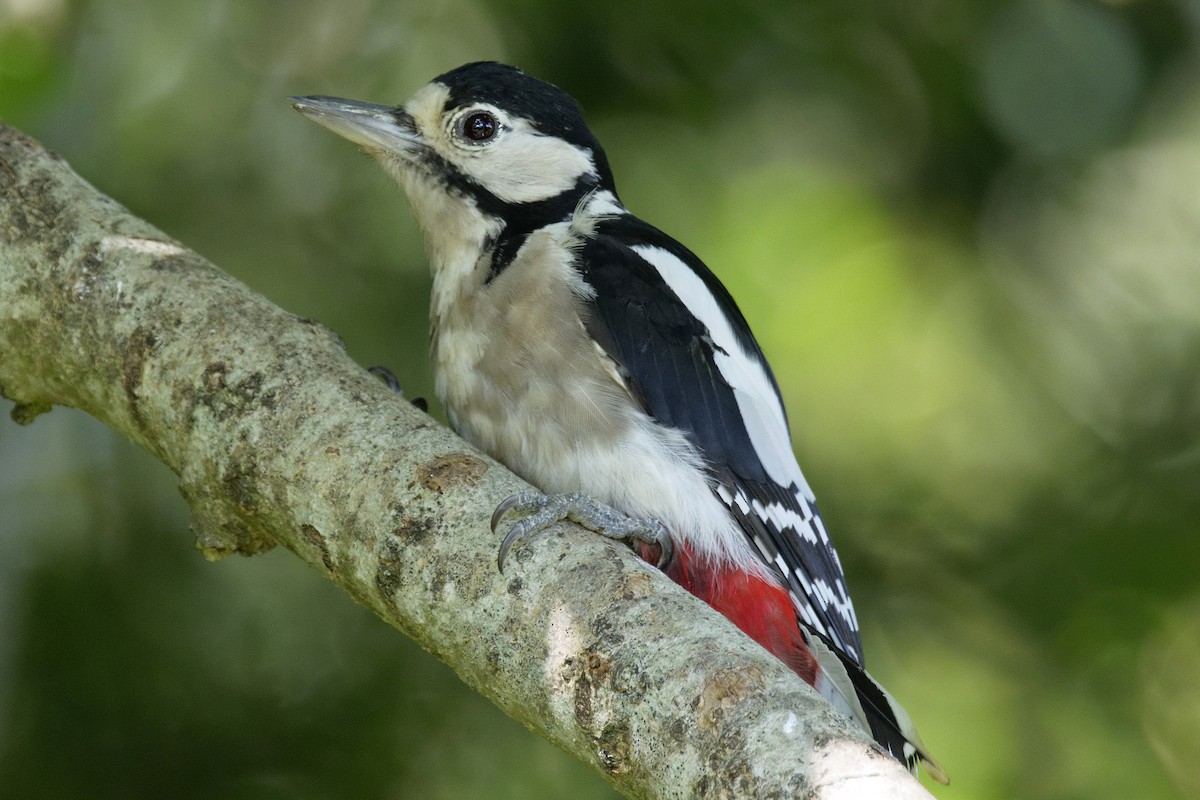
291 62 616 265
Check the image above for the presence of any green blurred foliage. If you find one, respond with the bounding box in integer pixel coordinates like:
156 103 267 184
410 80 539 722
2 0 1198 797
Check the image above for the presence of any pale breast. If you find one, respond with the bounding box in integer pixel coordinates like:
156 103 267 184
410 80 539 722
431 225 635 491
429 224 762 569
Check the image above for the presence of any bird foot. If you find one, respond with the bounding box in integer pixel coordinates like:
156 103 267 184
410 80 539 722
367 365 427 412
492 491 673 572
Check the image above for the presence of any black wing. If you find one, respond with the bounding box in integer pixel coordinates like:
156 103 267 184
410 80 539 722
577 214 865 665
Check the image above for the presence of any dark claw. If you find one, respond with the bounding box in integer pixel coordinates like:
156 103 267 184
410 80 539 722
497 525 520 574
493 491 545 572
652 532 674 570
368 365 401 392
368 365 427 411
490 493 523 534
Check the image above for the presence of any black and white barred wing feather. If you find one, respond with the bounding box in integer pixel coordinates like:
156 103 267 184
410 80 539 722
577 214 864 665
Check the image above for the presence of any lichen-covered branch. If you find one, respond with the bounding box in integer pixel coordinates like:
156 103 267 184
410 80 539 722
0 122 933 799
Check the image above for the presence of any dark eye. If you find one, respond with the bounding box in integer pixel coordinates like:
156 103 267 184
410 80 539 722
462 111 497 142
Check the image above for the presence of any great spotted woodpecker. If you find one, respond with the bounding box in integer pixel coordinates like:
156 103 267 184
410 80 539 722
292 61 945 782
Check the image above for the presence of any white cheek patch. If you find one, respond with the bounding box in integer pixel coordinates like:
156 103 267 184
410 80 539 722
403 86 597 205
632 244 814 499
465 119 597 204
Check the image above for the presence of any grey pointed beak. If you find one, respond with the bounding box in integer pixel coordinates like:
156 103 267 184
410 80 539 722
290 95 422 153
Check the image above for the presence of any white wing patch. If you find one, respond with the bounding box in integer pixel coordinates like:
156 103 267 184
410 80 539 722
631 244 814 500
629 244 861 661
584 189 624 217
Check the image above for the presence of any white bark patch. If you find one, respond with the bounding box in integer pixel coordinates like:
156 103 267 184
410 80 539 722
809 740 935 800
100 236 186 257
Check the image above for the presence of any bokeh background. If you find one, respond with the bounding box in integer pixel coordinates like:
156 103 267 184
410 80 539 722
2 0 1199 797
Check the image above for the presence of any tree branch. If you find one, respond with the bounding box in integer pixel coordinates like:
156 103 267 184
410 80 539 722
0 122 933 799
